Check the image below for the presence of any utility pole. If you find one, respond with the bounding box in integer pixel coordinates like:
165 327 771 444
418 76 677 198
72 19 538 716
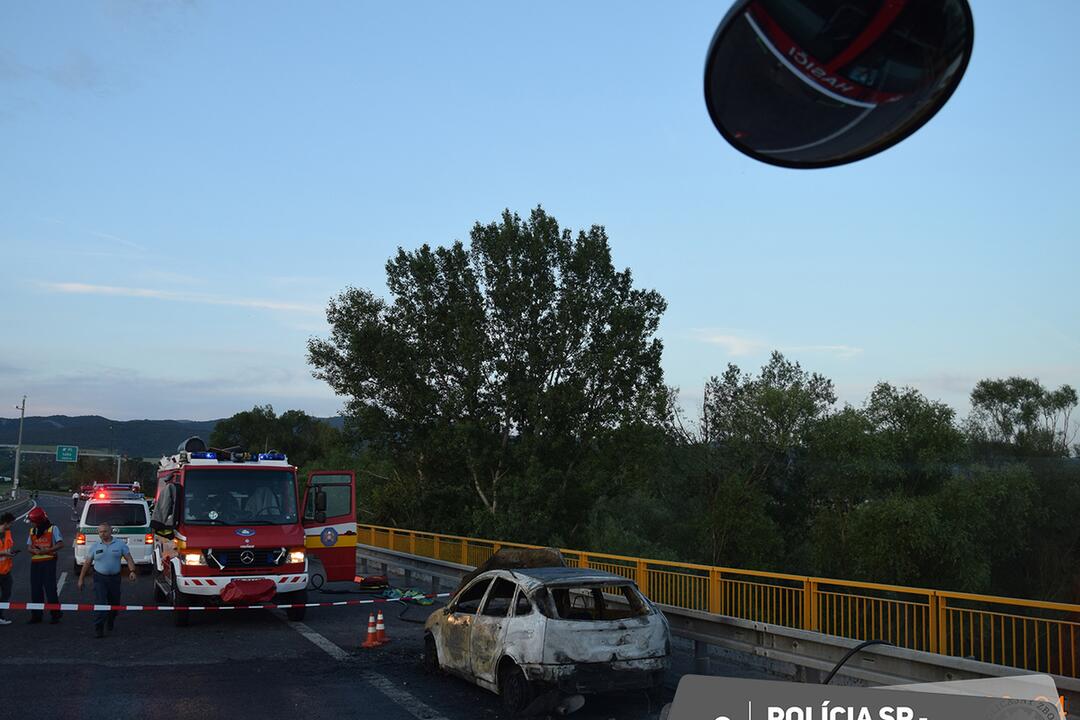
13 395 26 492
110 422 120 483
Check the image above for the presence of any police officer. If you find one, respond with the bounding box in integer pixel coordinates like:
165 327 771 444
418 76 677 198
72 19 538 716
77 522 136 638
26 507 63 624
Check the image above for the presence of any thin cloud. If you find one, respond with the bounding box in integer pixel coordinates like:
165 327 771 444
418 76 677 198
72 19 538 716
134 269 205 285
693 329 862 359
103 0 199 22
0 363 339 421
46 51 109 93
0 51 30 82
784 344 863 359
42 282 322 315
64 249 164 261
0 361 28 376
901 372 975 397
1 49 114 94
91 230 143 251
34 217 150 257
694 332 765 357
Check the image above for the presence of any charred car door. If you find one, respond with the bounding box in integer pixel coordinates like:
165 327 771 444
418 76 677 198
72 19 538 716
470 576 518 686
440 576 492 678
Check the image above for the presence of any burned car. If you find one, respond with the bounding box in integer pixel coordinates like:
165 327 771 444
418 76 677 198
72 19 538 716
423 566 671 713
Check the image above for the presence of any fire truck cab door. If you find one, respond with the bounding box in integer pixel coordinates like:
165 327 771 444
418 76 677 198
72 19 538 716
301 471 357 582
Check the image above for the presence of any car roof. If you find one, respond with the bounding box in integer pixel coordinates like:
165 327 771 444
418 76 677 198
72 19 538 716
496 566 633 591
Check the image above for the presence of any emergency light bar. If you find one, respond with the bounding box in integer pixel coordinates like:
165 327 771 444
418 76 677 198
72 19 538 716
93 490 143 500
159 437 291 470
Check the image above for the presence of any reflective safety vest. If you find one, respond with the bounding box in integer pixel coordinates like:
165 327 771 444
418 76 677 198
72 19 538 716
29 525 57 562
0 530 11 574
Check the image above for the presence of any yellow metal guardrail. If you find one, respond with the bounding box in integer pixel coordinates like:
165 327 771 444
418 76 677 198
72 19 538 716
359 524 1080 678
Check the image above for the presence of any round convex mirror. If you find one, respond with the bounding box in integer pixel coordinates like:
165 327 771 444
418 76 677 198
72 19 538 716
704 0 974 168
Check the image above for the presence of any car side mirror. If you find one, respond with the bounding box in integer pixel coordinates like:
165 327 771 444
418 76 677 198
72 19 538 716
314 510 327 523
314 489 327 513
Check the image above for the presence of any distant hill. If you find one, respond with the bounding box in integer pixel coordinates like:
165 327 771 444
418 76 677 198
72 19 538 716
0 415 344 460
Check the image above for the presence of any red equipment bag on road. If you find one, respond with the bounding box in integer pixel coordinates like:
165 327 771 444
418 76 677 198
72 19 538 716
219 579 277 604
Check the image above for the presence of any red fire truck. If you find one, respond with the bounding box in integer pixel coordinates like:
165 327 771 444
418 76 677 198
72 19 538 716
150 437 356 625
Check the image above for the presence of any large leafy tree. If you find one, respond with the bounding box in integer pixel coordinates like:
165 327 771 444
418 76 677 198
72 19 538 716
863 382 966 495
697 352 835 566
702 351 836 484
307 207 668 536
968 377 1077 457
209 405 341 470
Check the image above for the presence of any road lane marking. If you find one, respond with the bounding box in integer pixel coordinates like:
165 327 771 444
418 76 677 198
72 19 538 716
0 658 245 667
57 571 67 594
360 670 452 720
286 618 350 661
282 616 451 720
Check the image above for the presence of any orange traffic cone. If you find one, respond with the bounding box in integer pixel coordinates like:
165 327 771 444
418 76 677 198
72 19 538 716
375 610 389 645
361 613 379 648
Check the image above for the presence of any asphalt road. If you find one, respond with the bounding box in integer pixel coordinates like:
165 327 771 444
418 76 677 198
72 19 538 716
0 494 679 719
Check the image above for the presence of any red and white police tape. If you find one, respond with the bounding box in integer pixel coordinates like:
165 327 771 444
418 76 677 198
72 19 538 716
0 592 451 613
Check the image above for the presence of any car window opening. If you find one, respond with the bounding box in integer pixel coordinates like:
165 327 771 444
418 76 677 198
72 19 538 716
481 578 517 618
542 584 650 621
514 590 533 616
452 578 492 614
85 503 148 527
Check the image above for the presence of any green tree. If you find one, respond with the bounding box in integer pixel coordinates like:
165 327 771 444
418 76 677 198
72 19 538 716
803 407 889 578
702 352 836 482
968 377 1077 457
20 457 54 490
864 383 966 495
307 207 668 541
933 463 1035 593
63 456 117 491
697 352 835 566
209 405 342 470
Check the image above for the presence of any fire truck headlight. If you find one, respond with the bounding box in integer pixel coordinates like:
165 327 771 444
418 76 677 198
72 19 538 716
288 549 305 564
182 552 206 566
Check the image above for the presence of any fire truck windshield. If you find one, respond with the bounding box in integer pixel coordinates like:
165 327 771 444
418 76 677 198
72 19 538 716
182 469 299 526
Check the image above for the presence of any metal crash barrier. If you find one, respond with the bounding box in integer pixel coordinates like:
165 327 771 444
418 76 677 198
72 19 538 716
354 540 1080 718
358 524 1080 679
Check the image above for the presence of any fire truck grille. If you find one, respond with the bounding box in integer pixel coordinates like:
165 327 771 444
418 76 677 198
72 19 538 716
208 549 282 569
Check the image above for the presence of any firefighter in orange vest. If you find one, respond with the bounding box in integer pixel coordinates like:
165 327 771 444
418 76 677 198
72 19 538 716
26 507 64 624
0 511 15 626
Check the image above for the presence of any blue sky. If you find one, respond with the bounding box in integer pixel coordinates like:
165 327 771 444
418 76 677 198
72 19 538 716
1 0 1077 421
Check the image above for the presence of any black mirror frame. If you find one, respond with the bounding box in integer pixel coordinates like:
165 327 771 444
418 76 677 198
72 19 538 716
703 0 975 169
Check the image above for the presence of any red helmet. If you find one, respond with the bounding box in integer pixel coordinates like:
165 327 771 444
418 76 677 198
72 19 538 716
27 507 47 524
